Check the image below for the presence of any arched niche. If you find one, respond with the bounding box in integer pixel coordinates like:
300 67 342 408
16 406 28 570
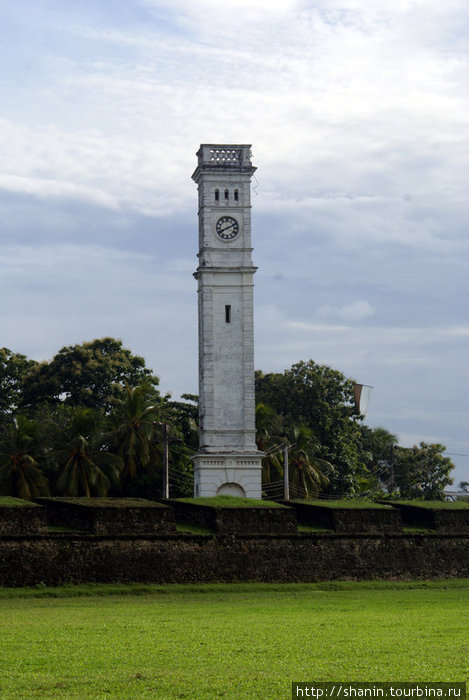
216 482 246 497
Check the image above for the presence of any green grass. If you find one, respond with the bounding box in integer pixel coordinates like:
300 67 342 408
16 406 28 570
0 581 467 698
0 496 38 507
295 499 392 509
392 500 469 509
175 522 213 535
297 524 334 533
46 525 81 533
177 495 286 508
38 496 162 508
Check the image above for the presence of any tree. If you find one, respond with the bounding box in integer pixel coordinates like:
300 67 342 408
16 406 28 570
256 403 284 488
255 404 333 499
107 382 163 484
360 426 398 494
0 348 37 419
286 424 333 499
49 407 121 497
21 338 159 413
393 442 454 500
256 361 364 494
161 395 199 498
0 416 49 498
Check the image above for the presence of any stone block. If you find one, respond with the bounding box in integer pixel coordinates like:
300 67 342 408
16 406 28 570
387 502 469 532
0 499 47 535
34 497 176 535
283 500 403 534
165 498 297 534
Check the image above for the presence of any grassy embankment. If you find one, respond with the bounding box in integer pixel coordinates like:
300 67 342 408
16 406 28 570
176 495 286 507
0 580 467 698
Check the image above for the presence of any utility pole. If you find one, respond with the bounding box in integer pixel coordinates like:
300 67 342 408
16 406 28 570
283 446 289 501
390 444 395 493
162 423 169 499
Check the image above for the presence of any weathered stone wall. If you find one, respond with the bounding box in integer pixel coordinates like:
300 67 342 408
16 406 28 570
283 501 403 534
0 505 47 536
387 503 469 532
165 499 297 534
0 532 468 587
35 498 176 535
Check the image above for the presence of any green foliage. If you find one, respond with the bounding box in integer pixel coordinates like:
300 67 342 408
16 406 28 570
0 582 467 697
48 407 122 497
359 430 455 501
256 364 456 500
255 402 284 486
156 395 197 498
107 382 162 482
393 442 454 500
0 339 185 500
357 425 399 495
0 340 457 503
256 361 364 495
287 424 333 498
0 416 50 499
21 338 159 413
0 348 37 419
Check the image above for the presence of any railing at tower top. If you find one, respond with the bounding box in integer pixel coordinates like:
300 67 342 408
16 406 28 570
197 144 253 167
211 147 241 163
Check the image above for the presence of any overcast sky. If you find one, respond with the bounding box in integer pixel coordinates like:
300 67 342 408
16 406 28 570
1 0 468 484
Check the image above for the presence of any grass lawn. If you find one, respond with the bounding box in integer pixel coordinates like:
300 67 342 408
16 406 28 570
176 495 285 507
295 499 392 509
0 497 37 507
391 500 469 509
0 580 467 699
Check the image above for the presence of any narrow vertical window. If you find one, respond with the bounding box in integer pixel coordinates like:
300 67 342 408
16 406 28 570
225 305 231 323
215 189 219 202
224 189 229 201
234 189 239 201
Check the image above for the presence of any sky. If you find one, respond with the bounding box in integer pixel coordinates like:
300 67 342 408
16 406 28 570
1 0 468 485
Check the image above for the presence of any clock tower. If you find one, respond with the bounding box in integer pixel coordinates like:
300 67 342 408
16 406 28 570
192 144 263 498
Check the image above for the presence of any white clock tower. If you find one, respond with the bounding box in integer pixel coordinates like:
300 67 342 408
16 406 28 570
192 144 263 498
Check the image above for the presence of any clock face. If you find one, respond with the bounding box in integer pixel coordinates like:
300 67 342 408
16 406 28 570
216 216 239 240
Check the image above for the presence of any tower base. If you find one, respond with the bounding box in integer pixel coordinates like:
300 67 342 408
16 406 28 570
193 453 263 499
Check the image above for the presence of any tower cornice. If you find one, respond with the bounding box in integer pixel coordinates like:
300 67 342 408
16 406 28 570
192 144 256 182
193 265 258 280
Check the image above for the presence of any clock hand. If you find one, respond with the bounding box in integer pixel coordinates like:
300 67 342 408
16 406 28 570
220 222 235 232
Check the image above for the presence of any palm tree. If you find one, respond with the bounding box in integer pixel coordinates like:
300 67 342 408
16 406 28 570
286 424 333 499
256 403 285 490
108 382 162 483
50 407 121 497
0 416 49 499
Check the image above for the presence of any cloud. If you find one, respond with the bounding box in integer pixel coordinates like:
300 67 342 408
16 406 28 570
142 0 302 29
0 173 120 210
0 0 467 481
2 0 467 243
315 300 376 321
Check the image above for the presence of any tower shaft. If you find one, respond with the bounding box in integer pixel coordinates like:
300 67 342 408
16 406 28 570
192 144 263 498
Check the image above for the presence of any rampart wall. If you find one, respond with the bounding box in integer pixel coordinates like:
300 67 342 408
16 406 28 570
1 532 468 587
